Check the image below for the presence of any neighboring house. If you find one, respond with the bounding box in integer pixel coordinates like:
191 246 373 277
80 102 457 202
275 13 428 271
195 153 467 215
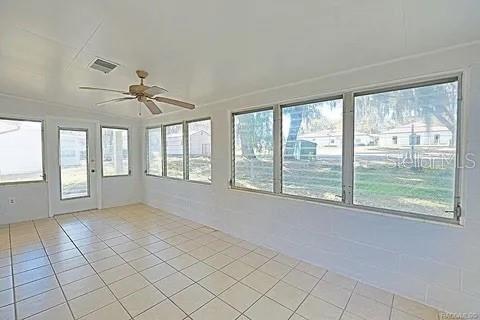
377 122 452 147
299 130 374 149
166 129 211 156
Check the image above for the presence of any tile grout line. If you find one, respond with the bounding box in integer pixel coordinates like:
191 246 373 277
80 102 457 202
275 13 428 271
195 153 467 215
286 268 326 320
31 219 76 320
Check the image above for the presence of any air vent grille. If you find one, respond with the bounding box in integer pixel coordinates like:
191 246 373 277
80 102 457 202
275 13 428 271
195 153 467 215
89 58 118 74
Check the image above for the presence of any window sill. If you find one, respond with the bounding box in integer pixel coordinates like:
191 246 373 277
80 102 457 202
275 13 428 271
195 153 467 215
145 174 212 186
0 180 46 187
229 186 462 227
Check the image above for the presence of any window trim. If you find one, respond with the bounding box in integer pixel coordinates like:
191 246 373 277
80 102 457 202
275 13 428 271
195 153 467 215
164 122 185 179
231 106 275 192
100 126 131 178
186 117 212 183
145 125 163 177
58 127 91 201
0 117 46 185
229 73 463 225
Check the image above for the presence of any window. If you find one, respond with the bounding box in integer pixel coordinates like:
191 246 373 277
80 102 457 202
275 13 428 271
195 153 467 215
0 118 44 184
353 79 459 219
102 127 129 177
233 109 274 192
146 127 163 176
187 119 211 182
59 129 89 199
281 98 343 201
165 123 184 179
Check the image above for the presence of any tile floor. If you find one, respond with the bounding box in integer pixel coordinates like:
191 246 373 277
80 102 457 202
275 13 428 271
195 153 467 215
0 204 440 320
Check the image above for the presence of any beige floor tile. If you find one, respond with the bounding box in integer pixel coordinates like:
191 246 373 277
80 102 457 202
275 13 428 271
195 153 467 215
84 248 116 263
0 276 12 292
0 289 13 308
340 312 366 320
0 266 12 279
219 282 261 312
346 294 391 320
52 256 88 274
119 248 150 262
297 295 343 320
254 247 278 259
221 246 250 259
27 303 73 320
90 255 125 273
221 261 254 280
141 262 176 283
245 296 292 320
355 283 394 306
112 242 140 254
69 287 116 319
135 299 186 320
393 296 439 320
266 281 308 310
62 274 105 300
14 265 54 286
120 285 165 317
241 270 277 294
109 273 150 299
128 254 162 271
171 284 215 315
198 271 236 295
390 308 424 320
181 262 215 281
283 269 319 292
142 241 171 254
15 275 59 301
57 264 96 286
168 254 199 270
311 280 353 309
323 271 357 291
190 298 240 320
189 246 217 260
204 253 235 269
239 252 269 268
49 248 82 264
13 256 50 274
16 288 65 319
273 254 299 268
153 246 184 261
154 271 194 297
99 263 136 284
80 301 130 320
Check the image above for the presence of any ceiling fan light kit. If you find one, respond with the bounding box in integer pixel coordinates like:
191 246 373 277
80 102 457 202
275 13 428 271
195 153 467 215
79 70 195 115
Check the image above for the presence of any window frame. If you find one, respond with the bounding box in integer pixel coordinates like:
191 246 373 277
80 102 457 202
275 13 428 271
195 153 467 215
231 106 275 193
0 117 46 185
229 73 463 224
145 125 163 177
186 117 212 184
145 118 212 185
100 126 131 178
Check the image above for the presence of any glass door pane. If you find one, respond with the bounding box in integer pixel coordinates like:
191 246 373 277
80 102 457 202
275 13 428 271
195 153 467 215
59 129 89 200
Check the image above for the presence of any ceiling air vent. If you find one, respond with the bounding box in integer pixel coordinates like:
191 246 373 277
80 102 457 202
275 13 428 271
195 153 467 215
89 58 118 74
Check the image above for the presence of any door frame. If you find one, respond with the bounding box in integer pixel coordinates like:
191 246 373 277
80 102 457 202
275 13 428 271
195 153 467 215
46 117 102 217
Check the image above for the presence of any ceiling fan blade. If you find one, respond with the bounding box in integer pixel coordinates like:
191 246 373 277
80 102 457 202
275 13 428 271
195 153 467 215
79 86 130 95
154 97 195 110
96 97 136 106
143 86 168 97
143 100 162 114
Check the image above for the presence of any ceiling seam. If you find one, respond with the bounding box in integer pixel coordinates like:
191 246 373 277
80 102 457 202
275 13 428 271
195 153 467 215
65 22 104 71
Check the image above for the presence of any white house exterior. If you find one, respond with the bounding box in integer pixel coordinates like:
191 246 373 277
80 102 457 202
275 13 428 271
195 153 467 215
166 129 211 156
377 122 452 147
299 130 373 150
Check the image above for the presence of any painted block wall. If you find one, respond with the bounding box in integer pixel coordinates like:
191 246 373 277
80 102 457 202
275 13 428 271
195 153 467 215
0 95 143 224
143 42 480 312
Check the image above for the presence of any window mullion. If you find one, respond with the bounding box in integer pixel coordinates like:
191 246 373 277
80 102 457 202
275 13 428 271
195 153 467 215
273 105 282 194
183 121 189 180
161 125 167 176
342 92 354 205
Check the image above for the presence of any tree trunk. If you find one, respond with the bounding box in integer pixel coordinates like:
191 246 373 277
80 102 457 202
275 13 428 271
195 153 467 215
284 111 303 160
238 122 257 160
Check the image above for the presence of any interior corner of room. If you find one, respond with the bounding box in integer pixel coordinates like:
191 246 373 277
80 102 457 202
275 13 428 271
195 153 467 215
1 1 480 318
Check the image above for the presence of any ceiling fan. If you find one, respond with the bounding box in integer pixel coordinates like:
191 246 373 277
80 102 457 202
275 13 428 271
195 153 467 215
79 70 195 114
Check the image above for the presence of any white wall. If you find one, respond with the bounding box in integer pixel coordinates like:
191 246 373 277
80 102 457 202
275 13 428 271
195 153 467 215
143 42 480 312
0 95 142 224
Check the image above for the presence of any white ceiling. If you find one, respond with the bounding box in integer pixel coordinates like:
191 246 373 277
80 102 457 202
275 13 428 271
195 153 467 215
0 0 479 118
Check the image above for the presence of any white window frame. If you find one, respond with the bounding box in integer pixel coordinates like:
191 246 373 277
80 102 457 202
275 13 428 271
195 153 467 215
148 118 212 184
101 126 131 177
0 117 46 185
229 74 463 224
145 126 163 177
